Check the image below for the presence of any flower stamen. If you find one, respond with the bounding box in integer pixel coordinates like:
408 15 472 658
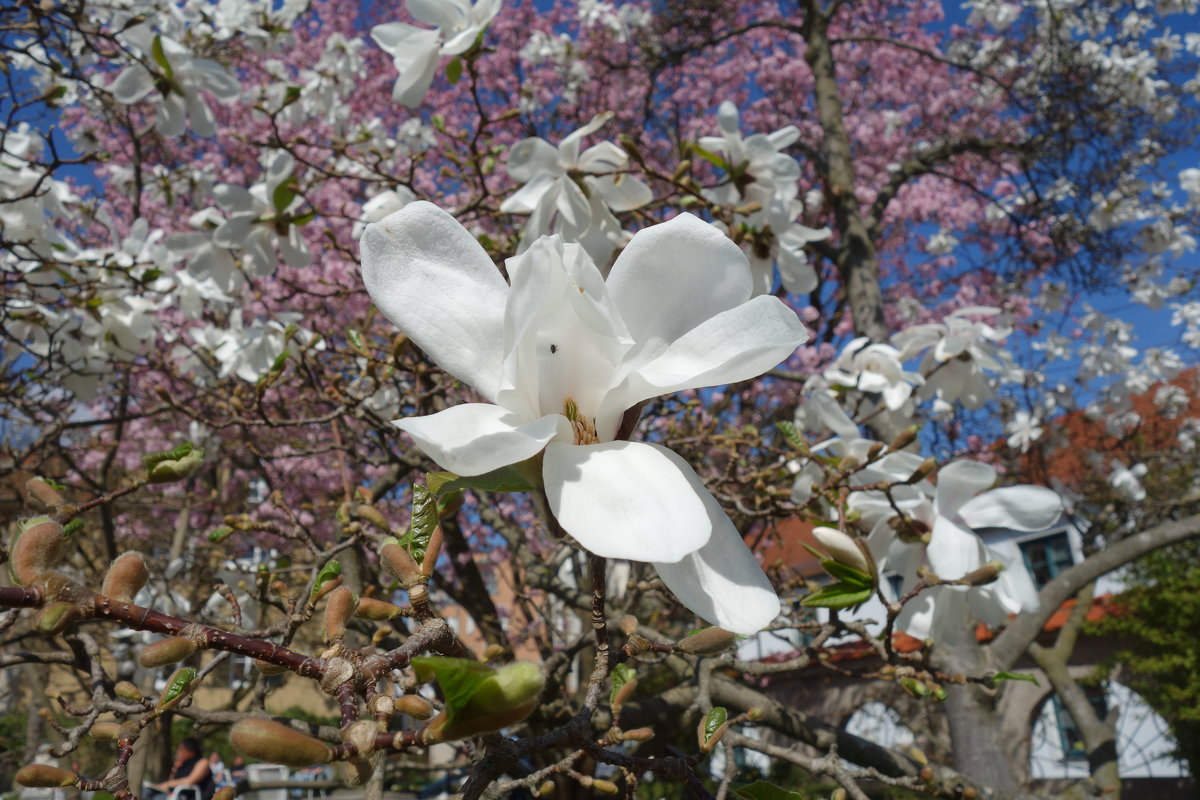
562 397 599 445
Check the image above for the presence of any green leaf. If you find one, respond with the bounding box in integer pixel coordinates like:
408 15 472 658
43 478 67 491
270 349 290 373
800 582 872 610
272 181 297 215
732 780 806 800
150 35 173 79
159 667 196 708
991 671 1040 687
61 519 83 538
346 328 365 354
399 483 438 564
281 85 303 108
142 442 194 470
208 526 233 544
821 558 873 588
311 560 341 598
609 663 635 705
411 656 497 724
702 707 727 745
431 114 446 133
774 420 806 451
290 210 317 227
140 268 163 282
445 57 463 85
425 465 536 496
690 143 728 172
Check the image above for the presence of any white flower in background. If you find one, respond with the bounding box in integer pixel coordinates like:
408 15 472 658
1108 460 1148 502
873 461 1063 640
1 124 77 259
167 208 242 292
1005 410 1043 452
699 101 830 295
500 113 653 266
823 337 924 411
892 306 1018 410
362 202 809 633
212 152 311 277
185 310 321 383
371 0 501 108
109 24 241 137
352 186 417 239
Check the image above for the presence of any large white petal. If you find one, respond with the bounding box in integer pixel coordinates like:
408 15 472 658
408 0 465 29
543 441 713 563
607 213 752 364
506 138 560 184
927 516 986 580
590 173 653 212
610 294 807 412
958 486 1062 532
395 404 563 476
361 202 509 402
653 509 780 635
934 460 996 519
110 65 156 104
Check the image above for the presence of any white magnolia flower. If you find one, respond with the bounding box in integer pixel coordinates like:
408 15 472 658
1005 410 1043 452
362 202 809 633
823 337 924 411
1108 460 1148 502
352 186 417 240
371 0 502 108
892 306 1018 410
871 461 1062 640
500 113 653 266
212 152 311 277
109 25 240 137
700 101 829 295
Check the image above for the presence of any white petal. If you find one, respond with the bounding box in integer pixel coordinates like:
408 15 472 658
408 0 465 29
607 213 752 362
360 202 509 402
958 486 1062 532
576 141 626 174
590 173 653 212
188 59 241 101
653 513 780 635
558 112 613 166
395 404 563 476
927 516 986 580
183 89 216 138
543 441 713 563
506 138 560 184
897 585 968 640
499 173 557 215
157 92 187 138
111 65 156 104
611 294 807 412
934 460 996 519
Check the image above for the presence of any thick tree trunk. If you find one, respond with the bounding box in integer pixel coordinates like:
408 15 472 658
802 0 888 343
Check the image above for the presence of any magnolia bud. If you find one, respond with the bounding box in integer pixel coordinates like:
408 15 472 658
622 727 654 742
147 448 205 483
231 714 336 767
379 539 421 587
889 426 919 451
394 695 435 721
90 722 122 739
25 477 66 509
866 441 886 459
140 637 198 668
612 678 638 710
675 627 736 656
114 680 141 699
592 779 619 795
16 766 76 788
960 562 1003 586
421 523 443 576
811 527 873 576
213 788 236 800
101 552 149 603
323 586 357 643
618 615 638 635
355 505 390 532
904 457 938 484
232 719 334 767
354 596 402 621
10 517 65 585
535 780 555 797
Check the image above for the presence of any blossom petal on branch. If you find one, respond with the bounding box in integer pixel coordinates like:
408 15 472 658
957 486 1063 532
505 138 560 184
543 441 713 563
653 489 780 635
395 404 564 477
927 516 987 580
361 202 508 402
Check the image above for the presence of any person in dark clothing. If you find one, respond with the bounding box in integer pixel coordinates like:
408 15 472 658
144 737 214 800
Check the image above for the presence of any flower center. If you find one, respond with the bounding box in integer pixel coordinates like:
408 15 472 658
562 396 599 445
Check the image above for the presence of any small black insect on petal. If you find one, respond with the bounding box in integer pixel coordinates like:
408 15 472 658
549 344 558 354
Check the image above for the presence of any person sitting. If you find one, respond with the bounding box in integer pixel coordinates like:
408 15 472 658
144 737 214 800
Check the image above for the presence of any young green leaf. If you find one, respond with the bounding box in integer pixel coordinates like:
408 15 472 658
609 662 635 705
732 780 806 800
774 420 806 451
991 671 1040 687
446 57 463 85
800 582 873 610
702 707 727 745
311 560 342 598
150 35 173 79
